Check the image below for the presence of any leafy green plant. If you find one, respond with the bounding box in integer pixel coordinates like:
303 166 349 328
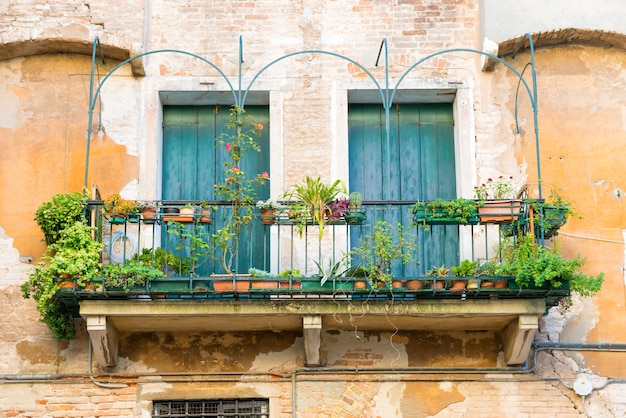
21 221 103 341
349 220 418 288
248 267 272 277
212 105 269 274
410 198 478 230
103 193 139 216
349 192 362 210
495 234 604 296
21 263 76 340
167 222 210 275
527 188 579 238
102 261 165 290
34 191 86 245
132 247 191 276
451 259 478 277
283 176 346 237
255 199 286 210
313 255 349 286
426 264 450 277
278 269 303 278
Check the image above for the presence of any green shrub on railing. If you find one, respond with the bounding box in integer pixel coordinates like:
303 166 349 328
495 234 603 296
34 191 86 245
132 248 191 276
410 198 479 230
102 261 165 291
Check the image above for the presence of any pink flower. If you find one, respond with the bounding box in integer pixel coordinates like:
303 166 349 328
255 123 264 130
232 166 239 172
225 143 231 151
261 171 269 179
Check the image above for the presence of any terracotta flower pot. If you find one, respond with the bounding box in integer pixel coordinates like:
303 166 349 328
142 206 157 223
392 280 404 289
406 280 424 290
260 208 275 225
450 280 467 291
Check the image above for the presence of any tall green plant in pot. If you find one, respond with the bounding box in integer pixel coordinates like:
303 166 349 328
283 176 346 238
349 220 418 288
212 105 269 274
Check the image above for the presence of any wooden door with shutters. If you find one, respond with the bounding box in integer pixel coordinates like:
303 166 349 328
162 105 270 275
348 103 457 276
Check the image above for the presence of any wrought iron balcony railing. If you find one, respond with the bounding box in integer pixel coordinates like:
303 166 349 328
53 199 570 310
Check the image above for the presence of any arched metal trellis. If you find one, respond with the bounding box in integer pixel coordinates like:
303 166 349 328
84 34 542 198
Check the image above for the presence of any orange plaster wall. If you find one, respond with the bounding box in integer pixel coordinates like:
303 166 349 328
502 45 626 377
0 54 138 260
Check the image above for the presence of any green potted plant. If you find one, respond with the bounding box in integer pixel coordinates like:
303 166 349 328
282 176 346 237
475 260 508 288
102 261 165 292
133 247 191 276
255 199 286 225
349 220 418 288
248 267 279 289
277 268 303 289
425 264 450 289
131 247 194 293
450 259 478 291
34 191 86 245
411 198 479 229
494 234 604 297
21 221 104 341
529 188 578 239
344 192 366 225
103 193 139 224
47 222 104 285
167 221 210 275
312 255 350 287
211 105 270 274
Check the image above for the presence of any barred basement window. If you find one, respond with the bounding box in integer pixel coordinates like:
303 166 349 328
153 399 269 418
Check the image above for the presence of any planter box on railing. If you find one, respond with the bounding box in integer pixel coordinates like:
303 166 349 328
534 205 568 238
477 199 523 223
411 205 479 226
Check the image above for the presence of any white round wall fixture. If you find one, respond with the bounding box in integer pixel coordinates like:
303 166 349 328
573 376 593 396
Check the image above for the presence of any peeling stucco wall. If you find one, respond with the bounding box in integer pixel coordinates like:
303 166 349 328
1 1 626 417
497 45 626 378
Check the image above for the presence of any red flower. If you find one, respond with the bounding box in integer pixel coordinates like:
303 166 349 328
255 123 264 130
261 171 269 179
226 143 231 151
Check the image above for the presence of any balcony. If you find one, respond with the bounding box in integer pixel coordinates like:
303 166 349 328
56 199 570 368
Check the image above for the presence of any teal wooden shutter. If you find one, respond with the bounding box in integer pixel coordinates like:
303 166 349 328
162 105 270 275
348 103 457 275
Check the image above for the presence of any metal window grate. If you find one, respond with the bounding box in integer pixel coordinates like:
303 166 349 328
153 399 269 418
